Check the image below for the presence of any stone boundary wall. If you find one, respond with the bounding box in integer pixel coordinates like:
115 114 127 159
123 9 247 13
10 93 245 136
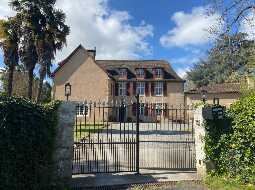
52 102 76 189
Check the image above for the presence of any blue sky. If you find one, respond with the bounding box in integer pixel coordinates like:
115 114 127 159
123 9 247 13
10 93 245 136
0 0 228 78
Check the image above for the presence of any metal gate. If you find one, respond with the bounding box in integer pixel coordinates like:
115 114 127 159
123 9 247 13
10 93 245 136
72 96 196 174
72 101 139 174
139 105 196 170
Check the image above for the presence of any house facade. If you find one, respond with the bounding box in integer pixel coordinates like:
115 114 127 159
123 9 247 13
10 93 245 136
52 45 185 121
185 83 241 108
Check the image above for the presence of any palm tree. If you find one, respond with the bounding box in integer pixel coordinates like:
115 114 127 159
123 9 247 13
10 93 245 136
9 1 41 99
0 18 19 96
36 8 69 102
10 0 69 101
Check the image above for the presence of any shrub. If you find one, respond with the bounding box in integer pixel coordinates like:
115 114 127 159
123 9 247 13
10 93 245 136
0 95 60 190
204 92 255 183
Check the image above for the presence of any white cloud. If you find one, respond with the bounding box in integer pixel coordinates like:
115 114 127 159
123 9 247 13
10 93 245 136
55 0 153 61
0 0 14 19
171 56 199 65
160 6 221 47
176 67 191 78
240 12 255 40
0 0 154 62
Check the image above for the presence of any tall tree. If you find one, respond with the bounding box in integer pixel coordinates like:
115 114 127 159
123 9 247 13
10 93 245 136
10 0 42 99
210 0 255 34
187 33 254 87
0 18 19 96
35 1 69 102
10 0 69 101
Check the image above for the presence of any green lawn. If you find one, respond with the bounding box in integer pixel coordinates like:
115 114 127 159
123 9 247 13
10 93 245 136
129 176 255 190
74 123 105 142
204 175 255 190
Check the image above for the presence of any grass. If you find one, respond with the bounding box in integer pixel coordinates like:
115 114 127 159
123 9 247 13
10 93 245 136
204 175 255 190
129 176 255 190
74 123 105 142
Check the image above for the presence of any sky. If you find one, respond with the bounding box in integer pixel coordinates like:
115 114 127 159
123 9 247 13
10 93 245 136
0 0 253 79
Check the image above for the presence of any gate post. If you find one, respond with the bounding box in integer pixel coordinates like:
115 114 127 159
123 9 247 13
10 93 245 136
135 94 140 174
194 106 206 178
52 101 76 189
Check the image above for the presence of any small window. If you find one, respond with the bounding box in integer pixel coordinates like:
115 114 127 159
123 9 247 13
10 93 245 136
118 82 126 96
119 69 127 77
136 82 145 95
155 82 163 96
76 104 89 116
139 104 145 116
136 69 145 77
154 68 162 78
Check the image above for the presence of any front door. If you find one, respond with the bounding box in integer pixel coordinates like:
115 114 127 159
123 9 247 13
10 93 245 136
119 105 126 122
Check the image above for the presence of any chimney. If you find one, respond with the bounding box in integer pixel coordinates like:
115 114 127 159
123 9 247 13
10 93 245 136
87 47 96 59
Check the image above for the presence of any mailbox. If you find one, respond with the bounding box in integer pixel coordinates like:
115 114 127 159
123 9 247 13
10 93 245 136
202 106 225 120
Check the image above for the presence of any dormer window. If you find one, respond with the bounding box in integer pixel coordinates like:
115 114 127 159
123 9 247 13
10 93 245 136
119 68 127 77
154 68 163 78
135 68 145 78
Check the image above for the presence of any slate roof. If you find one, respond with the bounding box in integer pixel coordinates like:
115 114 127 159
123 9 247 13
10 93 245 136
96 60 184 81
51 45 184 82
185 83 241 94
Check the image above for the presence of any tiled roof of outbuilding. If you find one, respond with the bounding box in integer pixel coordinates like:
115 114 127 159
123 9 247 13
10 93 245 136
185 83 241 94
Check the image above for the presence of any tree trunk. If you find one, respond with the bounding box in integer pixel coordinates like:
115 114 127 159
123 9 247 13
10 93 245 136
37 64 46 103
7 65 14 96
27 69 34 100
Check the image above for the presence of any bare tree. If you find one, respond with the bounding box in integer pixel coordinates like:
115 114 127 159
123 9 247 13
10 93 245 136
209 0 255 35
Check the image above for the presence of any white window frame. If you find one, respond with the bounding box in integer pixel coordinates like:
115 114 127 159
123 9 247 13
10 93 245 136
136 82 145 96
118 82 126 96
76 104 89 116
155 68 162 78
139 103 145 116
136 69 144 77
155 82 163 96
119 69 127 77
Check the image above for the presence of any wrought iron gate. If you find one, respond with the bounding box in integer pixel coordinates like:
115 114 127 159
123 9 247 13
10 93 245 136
72 100 139 174
72 96 196 174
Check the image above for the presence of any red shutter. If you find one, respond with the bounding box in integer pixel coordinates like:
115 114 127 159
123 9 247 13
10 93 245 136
115 82 118 96
145 82 149 96
127 82 130 96
151 82 154 96
145 103 148 116
133 82 137 95
132 103 137 116
163 82 167 96
130 82 133 95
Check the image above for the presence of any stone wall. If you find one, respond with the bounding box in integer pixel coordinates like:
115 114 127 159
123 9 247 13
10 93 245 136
52 102 76 189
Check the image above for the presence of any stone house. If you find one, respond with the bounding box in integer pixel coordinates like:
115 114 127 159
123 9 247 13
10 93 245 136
185 83 241 108
51 45 185 121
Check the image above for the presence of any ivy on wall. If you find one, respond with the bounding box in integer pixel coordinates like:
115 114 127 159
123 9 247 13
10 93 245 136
0 95 61 190
204 91 255 183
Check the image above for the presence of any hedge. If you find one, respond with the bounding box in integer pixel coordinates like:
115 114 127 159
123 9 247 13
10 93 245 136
0 95 60 190
204 92 255 183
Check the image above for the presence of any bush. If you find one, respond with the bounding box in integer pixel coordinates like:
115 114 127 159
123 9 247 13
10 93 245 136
0 95 60 190
204 91 255 183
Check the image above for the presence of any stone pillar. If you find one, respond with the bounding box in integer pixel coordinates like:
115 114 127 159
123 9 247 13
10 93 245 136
52 101 76 189
194 106 206 178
